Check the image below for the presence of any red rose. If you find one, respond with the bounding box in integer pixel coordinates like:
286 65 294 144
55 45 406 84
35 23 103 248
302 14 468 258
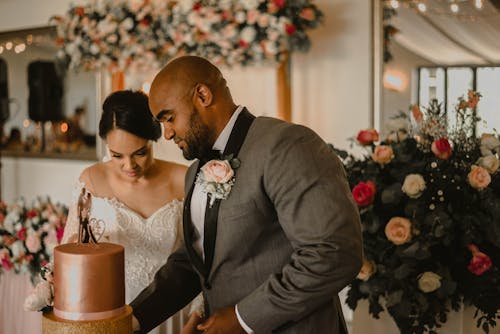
356 129 379 145
352 181 376 207
431 138 452 160
467 244 492 275
1 258 13 270
17 227 27 241
272 0 286 9
285 24 296 35
26 210 37 218
56 227 65 243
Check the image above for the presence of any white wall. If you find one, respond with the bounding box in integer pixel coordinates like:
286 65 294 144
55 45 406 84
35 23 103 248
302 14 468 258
0 0 373 206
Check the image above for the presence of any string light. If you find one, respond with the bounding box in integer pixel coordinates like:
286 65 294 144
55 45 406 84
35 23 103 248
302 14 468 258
474 0 483 9
0 46 3 54
450 2 460 13
5 41 12 50
417 2 427 12
390 0 399 9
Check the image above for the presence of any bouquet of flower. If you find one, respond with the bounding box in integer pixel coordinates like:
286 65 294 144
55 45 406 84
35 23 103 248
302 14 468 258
0 197 67 284
50 0 324 72
335 91 500 333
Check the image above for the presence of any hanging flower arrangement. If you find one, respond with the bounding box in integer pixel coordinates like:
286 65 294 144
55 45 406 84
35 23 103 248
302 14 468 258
332 91 500 333
50 0 324 72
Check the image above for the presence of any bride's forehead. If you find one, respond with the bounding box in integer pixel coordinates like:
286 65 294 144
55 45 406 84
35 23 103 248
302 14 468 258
106 129 150 153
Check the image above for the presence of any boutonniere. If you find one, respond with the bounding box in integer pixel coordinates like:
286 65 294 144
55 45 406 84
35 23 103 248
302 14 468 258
196 154 241 207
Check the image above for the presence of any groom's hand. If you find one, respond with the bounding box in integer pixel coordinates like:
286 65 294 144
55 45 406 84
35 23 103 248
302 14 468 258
196 306 246 334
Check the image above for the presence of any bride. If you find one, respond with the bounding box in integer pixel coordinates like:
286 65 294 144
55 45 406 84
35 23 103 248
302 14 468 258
62 90 202 334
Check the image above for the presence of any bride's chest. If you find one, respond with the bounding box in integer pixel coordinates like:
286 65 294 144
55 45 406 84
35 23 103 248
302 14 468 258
90 198 181 250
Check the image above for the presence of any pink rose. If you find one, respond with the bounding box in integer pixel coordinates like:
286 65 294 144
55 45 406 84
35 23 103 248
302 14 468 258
352 181 376 207
468 165 491 190
385 217 412 245
357 258 376 281
356 129 379 145
431 138 452 160
0 250 13 270
372 145 394 165
201 160 234 183
26 233 42 253
467 244 492 275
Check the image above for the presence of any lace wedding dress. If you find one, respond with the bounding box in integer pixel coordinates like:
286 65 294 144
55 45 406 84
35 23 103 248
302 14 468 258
63 182 202 334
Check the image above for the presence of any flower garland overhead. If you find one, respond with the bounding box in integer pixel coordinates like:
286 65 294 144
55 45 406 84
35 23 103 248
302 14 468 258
333 92 500 333
50 0 324 72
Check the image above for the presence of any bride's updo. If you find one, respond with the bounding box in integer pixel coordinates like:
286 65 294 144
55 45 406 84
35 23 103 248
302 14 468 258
99 90 161 141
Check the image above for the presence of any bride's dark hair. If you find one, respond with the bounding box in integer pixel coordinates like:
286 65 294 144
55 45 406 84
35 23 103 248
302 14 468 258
99 90 161 141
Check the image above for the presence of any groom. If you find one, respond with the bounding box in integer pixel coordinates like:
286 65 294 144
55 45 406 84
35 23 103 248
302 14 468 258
130 56 363 334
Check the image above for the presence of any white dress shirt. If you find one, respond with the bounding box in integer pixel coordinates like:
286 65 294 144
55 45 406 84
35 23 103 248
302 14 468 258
189 105 254 333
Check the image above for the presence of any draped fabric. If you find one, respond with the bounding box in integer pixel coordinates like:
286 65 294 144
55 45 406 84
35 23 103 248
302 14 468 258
392 2 500 65
0 271 41 334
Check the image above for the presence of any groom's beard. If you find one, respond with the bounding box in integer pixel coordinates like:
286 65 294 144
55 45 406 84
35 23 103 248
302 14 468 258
181 108 215 161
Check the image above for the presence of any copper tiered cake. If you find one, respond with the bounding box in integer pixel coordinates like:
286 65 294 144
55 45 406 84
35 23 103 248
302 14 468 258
42 242 132 334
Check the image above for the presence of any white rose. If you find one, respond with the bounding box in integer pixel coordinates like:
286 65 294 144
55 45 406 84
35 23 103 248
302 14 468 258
11 240 25 258
402 174 426 199
418 272 442 293
478 155 500 174
240 26 257 43
235 11 246 24
23 281 53 311
480 134 500 155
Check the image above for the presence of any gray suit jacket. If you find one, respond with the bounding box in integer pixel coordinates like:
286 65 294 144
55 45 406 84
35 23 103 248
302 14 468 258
131 111 363 333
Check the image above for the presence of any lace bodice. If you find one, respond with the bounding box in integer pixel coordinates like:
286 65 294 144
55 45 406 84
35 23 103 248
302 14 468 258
63 182 183 302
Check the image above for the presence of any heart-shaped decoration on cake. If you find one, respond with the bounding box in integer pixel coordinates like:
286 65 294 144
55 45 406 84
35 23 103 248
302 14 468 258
89 218 106 242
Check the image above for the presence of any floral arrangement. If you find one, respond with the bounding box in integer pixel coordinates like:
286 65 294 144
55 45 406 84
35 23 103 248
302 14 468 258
0 197 67 284
50 0 324 72
196 154 240 207
23 263 54 312
335 91 500 333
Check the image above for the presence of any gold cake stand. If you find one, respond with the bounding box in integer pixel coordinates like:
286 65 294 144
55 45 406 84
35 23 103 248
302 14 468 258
42 305 133 334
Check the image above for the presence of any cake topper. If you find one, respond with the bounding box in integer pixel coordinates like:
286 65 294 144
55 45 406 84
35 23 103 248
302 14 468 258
77 188 104 243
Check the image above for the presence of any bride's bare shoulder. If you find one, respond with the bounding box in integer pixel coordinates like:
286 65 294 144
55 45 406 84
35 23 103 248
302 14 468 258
78 162 111 195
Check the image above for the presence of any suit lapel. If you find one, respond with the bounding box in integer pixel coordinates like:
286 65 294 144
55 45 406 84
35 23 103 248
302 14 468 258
203 108 255 282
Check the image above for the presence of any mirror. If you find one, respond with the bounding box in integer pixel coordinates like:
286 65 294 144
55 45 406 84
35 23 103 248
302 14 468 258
0 26 98 160
377 0 500 134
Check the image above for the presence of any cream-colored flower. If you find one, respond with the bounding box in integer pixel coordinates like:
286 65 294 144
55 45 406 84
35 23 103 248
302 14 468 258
402 174 426 199
468 165 491 190
357 259 376 281
418 272 442 293
385 217 412 245
372 145 394 165
477 155 499 174
480 134 500 156
23 281 53 311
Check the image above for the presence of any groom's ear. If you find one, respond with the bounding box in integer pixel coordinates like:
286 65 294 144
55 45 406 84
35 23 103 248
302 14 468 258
194 83 213 107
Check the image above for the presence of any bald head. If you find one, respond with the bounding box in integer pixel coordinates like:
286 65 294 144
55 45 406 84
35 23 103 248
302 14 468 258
150 56 226 103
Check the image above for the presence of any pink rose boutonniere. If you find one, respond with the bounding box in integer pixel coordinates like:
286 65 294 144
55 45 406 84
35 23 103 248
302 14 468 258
196 154 241 207
467 244 492 275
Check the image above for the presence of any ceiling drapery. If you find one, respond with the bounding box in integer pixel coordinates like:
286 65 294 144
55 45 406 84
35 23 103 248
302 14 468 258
391 1 500 65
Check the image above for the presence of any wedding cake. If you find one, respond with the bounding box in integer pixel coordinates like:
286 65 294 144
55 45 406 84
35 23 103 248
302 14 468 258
42 242 133 334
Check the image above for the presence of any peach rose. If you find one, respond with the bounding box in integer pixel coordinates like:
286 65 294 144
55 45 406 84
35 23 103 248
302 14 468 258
357 258 377 281
431 138 452 160
411 104 423 123
477 155 499 174
418 272 442 293
356 129 379 145
201 160 234 183
384 217 412 245
467 90 481 109
468 165 491 190
401 174 426 199
372 145 394 165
